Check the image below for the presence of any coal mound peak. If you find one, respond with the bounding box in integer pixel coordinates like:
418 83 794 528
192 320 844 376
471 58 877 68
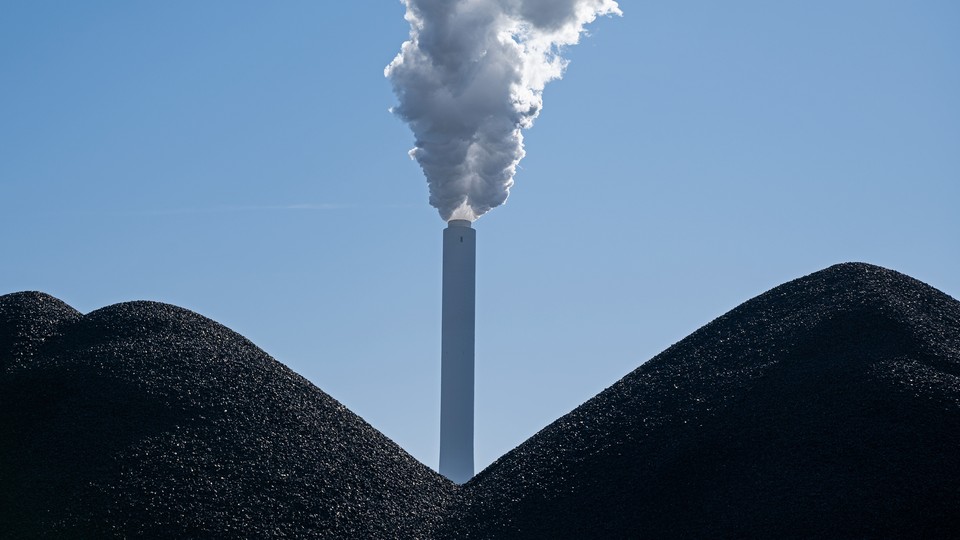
2 263 958 538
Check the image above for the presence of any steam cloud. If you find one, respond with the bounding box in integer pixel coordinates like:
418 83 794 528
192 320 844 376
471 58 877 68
386 0 621 222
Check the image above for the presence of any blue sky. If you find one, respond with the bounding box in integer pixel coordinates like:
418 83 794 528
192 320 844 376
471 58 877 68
2 1 958 472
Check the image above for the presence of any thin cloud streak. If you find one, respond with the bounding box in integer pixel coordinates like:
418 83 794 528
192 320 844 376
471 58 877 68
130 203 415 216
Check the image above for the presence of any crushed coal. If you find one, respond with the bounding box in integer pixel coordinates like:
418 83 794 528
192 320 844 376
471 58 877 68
0 293 453 538
447 263 960 538
2 263 958 538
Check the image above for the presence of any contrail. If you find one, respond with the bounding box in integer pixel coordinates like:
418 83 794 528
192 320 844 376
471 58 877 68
386 0 621 222
131 204 350 216
127 203 416 216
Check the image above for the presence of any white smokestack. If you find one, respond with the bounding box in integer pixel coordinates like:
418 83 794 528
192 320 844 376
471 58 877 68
440 219 475 483
386 0 621 222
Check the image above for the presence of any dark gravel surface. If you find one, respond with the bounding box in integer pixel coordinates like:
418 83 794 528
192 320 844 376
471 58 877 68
2 262 958 538
447 263 960 538
0 293 453 538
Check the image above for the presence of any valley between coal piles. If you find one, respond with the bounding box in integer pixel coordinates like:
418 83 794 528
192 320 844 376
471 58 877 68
2 263 959 538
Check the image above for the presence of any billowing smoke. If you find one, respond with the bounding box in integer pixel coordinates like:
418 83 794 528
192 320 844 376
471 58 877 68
386 0 621 222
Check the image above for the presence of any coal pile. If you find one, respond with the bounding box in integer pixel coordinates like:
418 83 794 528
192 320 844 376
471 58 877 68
446 263 960 538
2 263 959 538
0 293 453 538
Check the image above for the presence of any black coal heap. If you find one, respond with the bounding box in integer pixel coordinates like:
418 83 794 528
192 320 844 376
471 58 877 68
0 294 451 538
2 263 958 538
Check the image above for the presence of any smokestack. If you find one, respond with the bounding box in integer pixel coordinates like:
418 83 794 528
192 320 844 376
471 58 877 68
440 219 475 483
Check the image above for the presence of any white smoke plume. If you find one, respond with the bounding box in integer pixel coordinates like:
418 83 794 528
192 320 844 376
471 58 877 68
386 0 621 222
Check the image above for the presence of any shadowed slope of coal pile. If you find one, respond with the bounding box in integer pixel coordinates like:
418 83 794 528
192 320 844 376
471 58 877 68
448 263 960 539
0 292 454 539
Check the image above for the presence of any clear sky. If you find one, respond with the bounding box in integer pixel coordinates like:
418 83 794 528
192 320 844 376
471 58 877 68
2 1 958 473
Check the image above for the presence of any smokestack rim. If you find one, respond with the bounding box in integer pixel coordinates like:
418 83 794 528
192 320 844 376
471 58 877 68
447 219 473 229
